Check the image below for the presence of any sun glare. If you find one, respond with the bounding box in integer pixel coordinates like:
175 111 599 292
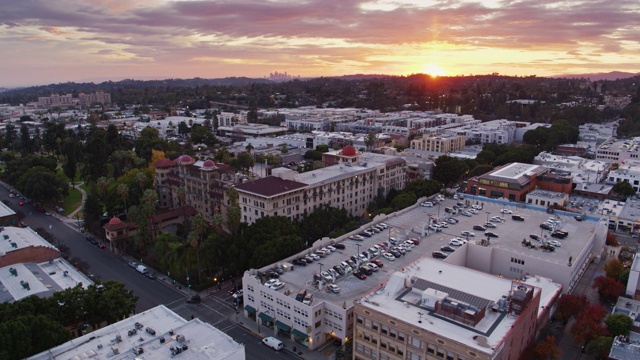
423 63 447 77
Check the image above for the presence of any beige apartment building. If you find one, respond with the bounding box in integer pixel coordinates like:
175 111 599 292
236 146 406 224
410 134 466 153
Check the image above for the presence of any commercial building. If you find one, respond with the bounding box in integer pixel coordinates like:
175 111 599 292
525 189 568 208
0 226 92 303
608 297 640 360
410 133 466 153
78 91 111 106
596 137 640 163
154 155 234 223
443 119 535 145
0 200 18 226
235 146 405 224
37 94 75 108
240 196 604 352
606 159 640 193
533 152 610 186
465 163 573 202
28 305 245 360
353 259 562 360
625 255 640 299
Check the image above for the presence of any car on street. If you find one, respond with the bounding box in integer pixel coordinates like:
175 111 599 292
461 231 475 237
186 294 202 304
485 231 499 238
432 251 448 259
20 222 27 228
328 284 340 293
145 272 156 280
18 201 24 206
383 253 396 261
128 261 138 269
440 246 456 252
500 209 513 214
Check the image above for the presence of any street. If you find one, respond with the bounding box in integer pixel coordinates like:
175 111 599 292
0 186 296 360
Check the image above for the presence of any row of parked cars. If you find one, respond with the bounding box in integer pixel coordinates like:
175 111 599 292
291 243 347 267
351 222 389 241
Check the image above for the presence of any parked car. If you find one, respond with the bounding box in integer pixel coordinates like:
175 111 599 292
449 238 466 246
371 259 384 268
440 246 456 252
540 223 553 231
574 214 585 221
485 231 499 238
332 243 346 250
378 223 389 229
484 222 497 228
548 240 562 247
383 253 396 261
432 251 448 259
551 230 569 239
350 235 365 241
353 271 367 280
460 211 472 217
500 209 513 214
359 231 372 238
461 231 475 237
512 215 525 221
421 201 434 207
328 284 340 293
529 234 542 241
473 225 486 231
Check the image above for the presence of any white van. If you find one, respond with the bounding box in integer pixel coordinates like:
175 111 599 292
136 265 148 274
262 336 284 350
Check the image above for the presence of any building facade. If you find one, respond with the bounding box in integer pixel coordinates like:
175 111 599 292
410 134 466 153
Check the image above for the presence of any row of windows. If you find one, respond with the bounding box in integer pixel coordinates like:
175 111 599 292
511 257 525 265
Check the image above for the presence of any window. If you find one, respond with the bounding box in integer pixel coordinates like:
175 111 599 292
381 325 388 335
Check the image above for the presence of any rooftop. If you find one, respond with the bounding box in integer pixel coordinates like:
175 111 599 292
234 176 307 198
28 305 245 360
359 259 559 354
0 226 56 255
0 200 16 218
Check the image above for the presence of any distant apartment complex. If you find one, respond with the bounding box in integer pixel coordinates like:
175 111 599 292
410 133 466 153
235 146 405 224
37 91 111 108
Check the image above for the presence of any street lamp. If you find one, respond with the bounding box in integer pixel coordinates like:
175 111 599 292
318 262 324 274
485 212 491 225
355 243 361 256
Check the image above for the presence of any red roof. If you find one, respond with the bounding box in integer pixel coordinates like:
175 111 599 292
103 217 131 231
154 158 176 168
235 176 307 198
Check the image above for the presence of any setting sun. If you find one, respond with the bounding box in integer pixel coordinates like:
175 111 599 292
422 63 447 77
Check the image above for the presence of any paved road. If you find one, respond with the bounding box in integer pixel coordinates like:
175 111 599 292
1 185 295 359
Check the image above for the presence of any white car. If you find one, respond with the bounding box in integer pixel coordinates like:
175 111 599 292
449 238 466 246
328 284 340 293
326 245 337 252
471 205 482 210
438 222 448 228
309 253 321 261
548 240 562 247
447 218 457 224
383 252 396 261
500 209 513 214
378 223 389 229
421 201 434 207
264 279 278 287
366 263 379 272
350 235 365 241
461 231 475 237
468 209 479 214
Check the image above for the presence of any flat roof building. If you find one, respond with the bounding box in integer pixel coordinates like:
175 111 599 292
28 305 245 360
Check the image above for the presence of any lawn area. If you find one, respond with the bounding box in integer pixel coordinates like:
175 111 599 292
63 186 83 216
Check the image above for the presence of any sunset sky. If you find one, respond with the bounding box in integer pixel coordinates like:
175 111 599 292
1 0 639 87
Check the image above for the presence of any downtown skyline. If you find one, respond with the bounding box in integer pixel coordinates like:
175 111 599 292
1 0 639 88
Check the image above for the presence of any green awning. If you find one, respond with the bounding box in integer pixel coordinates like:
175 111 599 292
275 320 291 332
258 312 273 323
244 305 256 314
292 328 308 339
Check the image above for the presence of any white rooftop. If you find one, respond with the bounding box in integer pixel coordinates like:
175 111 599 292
0 226 56 256
0 201 15 218
491 163 543 180
359 258 559 354
28 305 245 360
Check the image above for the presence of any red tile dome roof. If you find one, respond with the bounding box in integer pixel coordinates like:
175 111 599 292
341 145 357 156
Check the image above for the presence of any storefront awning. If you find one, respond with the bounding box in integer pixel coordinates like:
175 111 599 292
258 312 273 323
244 305 256 314
291 328 308 339
275 320 291 332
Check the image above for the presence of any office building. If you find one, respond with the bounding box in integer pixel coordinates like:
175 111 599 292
410 133 466 153
606 159 640 193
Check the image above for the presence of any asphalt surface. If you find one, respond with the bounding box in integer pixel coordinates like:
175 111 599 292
1 184 295 359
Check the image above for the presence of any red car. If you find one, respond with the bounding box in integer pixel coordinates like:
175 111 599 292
18 202 24 206
371 259 384 268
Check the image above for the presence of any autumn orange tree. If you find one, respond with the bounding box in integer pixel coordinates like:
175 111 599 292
592 276 625 302
533 335 562 360
603 259 625 282
556 293 587 325
570 304 609 348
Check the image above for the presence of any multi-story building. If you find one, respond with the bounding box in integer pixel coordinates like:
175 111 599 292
466 163 573 202
596 137 640 163
443 119 533 145
410 133 466 153
607 297 640 360
606 159 640 193
240 193 605 352
78 91 111 106
37 93 75 108
353 259 562 360
235 146 405 224
28 305 245 360
218 111 248 127
154 155 234 223
533 152 610 186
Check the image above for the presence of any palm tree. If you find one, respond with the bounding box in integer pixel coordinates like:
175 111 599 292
117 183 129 214
135 171 147 194
189 214 208 285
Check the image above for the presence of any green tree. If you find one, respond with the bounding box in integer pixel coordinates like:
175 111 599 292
20 167 67 205
225 187 241 235
365 131 376 150
188 214 209 285
606 314 633 337
612 181 636 197
585 336 613 360
190 125 217 146
604 259 626 282
83 188 103 235
391 192 417 210
433 155 468 186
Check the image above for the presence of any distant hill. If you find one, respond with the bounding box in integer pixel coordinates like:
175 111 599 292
552 71 639 81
